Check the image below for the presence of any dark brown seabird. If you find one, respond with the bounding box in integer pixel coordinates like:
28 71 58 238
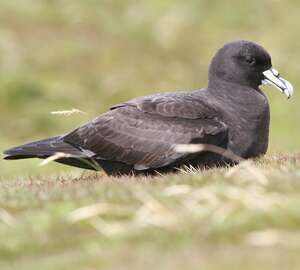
3 40 294 175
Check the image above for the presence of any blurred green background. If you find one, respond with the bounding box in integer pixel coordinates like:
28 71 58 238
0 0 299 177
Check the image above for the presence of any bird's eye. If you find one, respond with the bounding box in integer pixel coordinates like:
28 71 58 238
245 55 256 65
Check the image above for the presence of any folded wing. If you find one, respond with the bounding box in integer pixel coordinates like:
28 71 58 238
63 93 228 170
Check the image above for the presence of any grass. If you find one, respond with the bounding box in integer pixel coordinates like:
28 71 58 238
1 153 300 270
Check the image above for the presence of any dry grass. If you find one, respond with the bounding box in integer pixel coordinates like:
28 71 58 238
0 153 300 270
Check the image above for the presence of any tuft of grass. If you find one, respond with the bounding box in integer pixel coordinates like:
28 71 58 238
0 153 300 270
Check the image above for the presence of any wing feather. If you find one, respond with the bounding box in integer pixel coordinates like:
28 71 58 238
64 92 228 169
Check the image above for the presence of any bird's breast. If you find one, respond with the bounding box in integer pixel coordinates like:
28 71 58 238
226 97 270 158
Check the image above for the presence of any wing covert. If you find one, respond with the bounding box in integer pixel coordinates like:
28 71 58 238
111 91 218 119
63 102 228 170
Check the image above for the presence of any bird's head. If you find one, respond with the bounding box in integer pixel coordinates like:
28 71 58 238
209 40 293 98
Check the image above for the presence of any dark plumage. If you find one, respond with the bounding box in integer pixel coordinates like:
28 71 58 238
3 40 293 175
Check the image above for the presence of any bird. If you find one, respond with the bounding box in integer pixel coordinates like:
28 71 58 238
3 40 294 176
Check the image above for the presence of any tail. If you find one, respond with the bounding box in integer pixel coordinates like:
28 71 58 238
3 136 83 160
3 136 99 170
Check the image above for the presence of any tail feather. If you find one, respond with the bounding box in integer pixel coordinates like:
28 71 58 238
3 136 84 160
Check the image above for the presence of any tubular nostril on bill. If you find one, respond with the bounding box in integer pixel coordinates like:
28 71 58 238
271 68 280 77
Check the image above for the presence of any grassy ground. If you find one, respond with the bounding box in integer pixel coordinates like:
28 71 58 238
1 154 300 270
